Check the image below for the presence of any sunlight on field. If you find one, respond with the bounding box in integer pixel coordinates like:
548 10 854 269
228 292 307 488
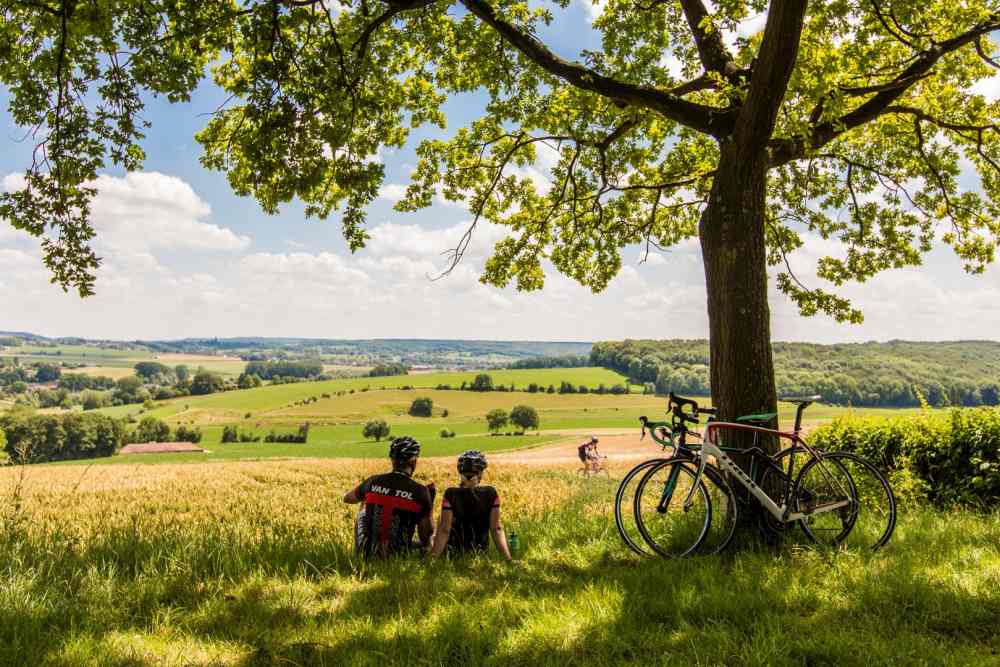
0 458 997 665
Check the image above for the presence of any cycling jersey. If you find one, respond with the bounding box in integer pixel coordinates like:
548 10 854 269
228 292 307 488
353 471 433 558
578 444 590 462
441 485 500 553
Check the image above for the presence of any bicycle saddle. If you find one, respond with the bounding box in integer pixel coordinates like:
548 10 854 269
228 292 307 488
779 395 822 405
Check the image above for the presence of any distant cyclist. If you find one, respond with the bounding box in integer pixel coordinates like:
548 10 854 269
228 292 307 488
429 450 512 561
344 436 435 559
578 436 600 473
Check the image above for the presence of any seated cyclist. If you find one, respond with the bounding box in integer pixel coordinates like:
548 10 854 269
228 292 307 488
344 436 435 559
429 450 512 561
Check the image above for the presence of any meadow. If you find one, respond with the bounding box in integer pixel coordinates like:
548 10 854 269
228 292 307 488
1 458 997 665
82 370 926 465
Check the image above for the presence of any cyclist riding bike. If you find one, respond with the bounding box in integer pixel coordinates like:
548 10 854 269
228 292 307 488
429 450 512 561
578 436 601 473
344 436 435 559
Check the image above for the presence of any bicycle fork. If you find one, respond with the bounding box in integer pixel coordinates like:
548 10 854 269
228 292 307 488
657 465 682 513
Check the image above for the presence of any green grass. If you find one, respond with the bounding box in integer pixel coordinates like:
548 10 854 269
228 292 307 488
0 460 997 665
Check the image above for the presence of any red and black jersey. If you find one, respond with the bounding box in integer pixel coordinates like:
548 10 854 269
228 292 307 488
442 485 500 553
354 471 433 558
578 443 591 461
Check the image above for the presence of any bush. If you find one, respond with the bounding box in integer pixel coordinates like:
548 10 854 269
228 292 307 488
440 428 456 438
190 371 224 396
174 425 202 444
1 412 125 463
264 424 310 444
221 425 239 443
486 408 509 433
409 397 434 417
558 381 576 394
442 409 449 418
510 405 539 433
810 408 1000 507
363 419 391 441
131 416 171 444
369 363 409 377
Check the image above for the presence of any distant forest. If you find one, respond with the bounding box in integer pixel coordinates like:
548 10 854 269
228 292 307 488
590 340 1000 407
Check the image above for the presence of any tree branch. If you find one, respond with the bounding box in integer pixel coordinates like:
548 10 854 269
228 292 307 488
458 0 733 136
735 0 808 151
678 0 736 77
768 14 1000 167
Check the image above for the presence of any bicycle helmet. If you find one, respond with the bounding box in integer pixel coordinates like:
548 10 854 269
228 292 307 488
590 436 599 443
389 436 421 461
457 449 488 475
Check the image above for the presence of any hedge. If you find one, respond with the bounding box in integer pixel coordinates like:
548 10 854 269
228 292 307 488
810 408 1000 507
1 412 126 464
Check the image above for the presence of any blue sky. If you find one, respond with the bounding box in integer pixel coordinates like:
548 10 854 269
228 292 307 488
2 6 1000 343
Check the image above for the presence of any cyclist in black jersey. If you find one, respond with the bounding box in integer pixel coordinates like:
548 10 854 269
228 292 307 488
344 436 435 559
429 450 512 561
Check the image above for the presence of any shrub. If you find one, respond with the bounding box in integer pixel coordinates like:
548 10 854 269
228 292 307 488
810 408 1000 507
510 405 539 433
221 425 238 443
174 425 202 444
442 409 449 418
609 384 628 395
486 408 509 434
546 385 555 394
409 397 433 417
363 419 391 441
558 381 576 394
369 363 409 377
264 423 310 444
440 428 456 438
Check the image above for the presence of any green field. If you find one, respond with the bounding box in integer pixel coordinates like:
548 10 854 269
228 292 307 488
1 459 996 665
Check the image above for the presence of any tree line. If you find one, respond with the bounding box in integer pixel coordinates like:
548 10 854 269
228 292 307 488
591 340 1000 408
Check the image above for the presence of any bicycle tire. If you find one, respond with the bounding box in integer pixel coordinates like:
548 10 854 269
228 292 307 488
757 446 813 540
822 451 897 551
633 459 712 558
793 454 858 547
614 459 667 555
694 463 738 555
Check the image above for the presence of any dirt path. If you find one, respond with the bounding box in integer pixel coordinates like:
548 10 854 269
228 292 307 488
483 432 658 465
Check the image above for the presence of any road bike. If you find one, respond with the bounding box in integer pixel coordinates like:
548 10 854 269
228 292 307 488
578 455 609 478
615 393 896 558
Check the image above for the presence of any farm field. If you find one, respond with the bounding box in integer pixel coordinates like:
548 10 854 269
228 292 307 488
1 344 251 377
0 458 996 665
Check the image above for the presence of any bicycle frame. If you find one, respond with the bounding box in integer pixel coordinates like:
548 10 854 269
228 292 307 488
681 421 853 522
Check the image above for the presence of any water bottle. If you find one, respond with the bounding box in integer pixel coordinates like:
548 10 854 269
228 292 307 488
508 531 521 559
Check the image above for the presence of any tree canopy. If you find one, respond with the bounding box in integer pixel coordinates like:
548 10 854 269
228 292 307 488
1 0 998 314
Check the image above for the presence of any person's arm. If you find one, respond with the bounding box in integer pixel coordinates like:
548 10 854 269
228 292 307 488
429 507 452 558
418 513 434 549
490 506 512 561
343 479 366 504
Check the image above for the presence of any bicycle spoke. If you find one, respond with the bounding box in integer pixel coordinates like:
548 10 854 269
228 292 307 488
822 452 897 551
794 455 856 547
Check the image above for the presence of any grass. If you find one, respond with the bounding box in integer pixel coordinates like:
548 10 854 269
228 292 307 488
0 459 997 665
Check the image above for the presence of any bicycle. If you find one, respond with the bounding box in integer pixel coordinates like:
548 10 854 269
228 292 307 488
578 455 609 478
615 393 896 558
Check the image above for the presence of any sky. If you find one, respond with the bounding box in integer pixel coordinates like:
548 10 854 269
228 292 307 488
2 6 1000 344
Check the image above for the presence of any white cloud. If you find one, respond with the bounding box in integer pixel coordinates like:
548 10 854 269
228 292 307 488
89 172 251 252
378 183 408 202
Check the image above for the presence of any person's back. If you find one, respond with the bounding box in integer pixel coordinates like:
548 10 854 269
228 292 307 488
344 436 434 559
355 470 433 557
442 484 499 553
430 450 511 561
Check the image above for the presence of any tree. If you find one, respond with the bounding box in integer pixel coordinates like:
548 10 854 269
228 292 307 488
134 362 172 381
190 371 224 396
133 416 171 443
33 364 61 383
470 374 495 392
5 3 1000 456
486 408 509 433
363 419 391 441
174 365 191 383
510 405 540 433
113 376 146 404
237 373 263 389
408 397 434 417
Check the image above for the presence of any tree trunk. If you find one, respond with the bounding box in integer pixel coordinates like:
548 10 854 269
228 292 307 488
699 141 778 446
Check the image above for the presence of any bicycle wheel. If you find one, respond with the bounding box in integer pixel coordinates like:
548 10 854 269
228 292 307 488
633 459 712 558
793 454 857 547
757 446 814 539
694 463 738 555
823 451 896 550
614 459 666 555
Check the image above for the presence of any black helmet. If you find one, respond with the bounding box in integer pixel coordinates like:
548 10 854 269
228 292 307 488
389 436 421 461
457 450 488 475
